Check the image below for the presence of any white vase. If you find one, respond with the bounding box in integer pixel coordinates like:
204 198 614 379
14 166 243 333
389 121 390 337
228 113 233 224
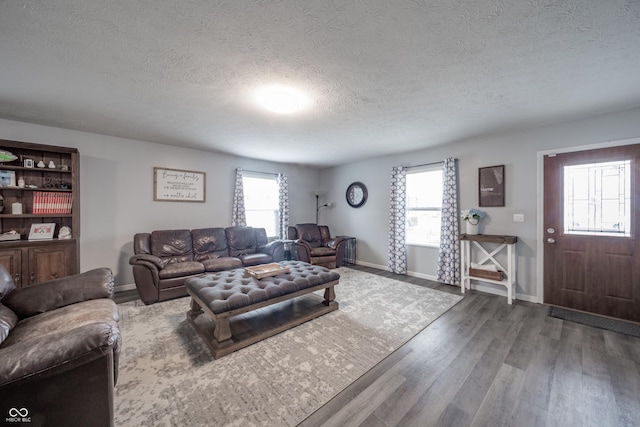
466 221 479 235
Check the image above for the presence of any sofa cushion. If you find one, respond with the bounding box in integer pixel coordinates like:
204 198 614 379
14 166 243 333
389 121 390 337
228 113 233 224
202 257 243 272
240 253 273 267
310 246 336 257
0 303 17 345
158 261 205 279
226 227 257 257
150 229 194 267
296 224 323 248
0 299 118 349
0 265 16 300
192 228 230 261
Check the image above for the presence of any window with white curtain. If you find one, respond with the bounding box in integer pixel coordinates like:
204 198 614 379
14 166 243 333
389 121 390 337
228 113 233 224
406 167 443 246
242 173 279 237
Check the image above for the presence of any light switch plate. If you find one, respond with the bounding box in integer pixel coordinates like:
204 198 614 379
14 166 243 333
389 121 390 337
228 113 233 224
513 213 525 223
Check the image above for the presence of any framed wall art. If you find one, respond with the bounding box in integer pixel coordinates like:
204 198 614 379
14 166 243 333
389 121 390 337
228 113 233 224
479 165 505 207
154 167 206 202
28 223 56 240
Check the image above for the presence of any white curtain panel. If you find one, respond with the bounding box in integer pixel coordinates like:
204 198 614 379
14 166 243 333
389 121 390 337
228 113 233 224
436 158 461 285
231 167 246 227
277 172 289 239
388 166 407 274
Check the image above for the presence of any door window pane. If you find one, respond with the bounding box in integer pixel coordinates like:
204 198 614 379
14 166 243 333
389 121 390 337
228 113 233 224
563 160 631 236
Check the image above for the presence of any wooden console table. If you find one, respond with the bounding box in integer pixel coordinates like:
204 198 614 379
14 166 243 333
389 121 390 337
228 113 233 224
460 234 518 304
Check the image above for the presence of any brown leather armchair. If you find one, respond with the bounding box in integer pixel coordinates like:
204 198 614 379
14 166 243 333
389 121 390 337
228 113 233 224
288 223 347 269
0 266 119 426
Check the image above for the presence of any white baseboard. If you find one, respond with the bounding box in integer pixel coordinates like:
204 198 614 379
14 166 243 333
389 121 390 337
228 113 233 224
115 283 137 292
349 260 537 303
466 282 538 303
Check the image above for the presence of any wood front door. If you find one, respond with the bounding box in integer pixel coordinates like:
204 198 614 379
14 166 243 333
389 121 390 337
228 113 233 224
543 144 640 322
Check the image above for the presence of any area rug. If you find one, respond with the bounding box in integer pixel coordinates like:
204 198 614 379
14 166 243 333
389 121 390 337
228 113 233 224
114 268 463 426
549 306 640 338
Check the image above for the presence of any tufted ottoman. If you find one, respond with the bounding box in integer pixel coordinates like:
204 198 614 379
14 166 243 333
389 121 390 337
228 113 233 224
185 261 340 358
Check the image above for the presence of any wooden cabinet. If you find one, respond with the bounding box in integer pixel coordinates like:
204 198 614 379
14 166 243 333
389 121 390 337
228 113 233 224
0 240 78 287
0 140 80 286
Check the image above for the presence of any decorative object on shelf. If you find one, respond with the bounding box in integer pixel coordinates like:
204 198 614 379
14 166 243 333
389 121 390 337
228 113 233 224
0 230 20 241
0 194 3 213
0 149 18 162
153 167 206 202
11 202 23 215
58 226 72 239
37 160 45 168
479 165 505 207
461 208 485 235
28 223 56 240
58 164 69 171
346 181 367 208
18 177 25 188
48 160 56 169
24 158 34 168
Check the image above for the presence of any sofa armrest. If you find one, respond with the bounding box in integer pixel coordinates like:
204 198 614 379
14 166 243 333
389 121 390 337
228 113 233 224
295 240 312 263
0 322 119 386
259 240 284 261
129 253 164 270
2 268 114 319
324 237 346 250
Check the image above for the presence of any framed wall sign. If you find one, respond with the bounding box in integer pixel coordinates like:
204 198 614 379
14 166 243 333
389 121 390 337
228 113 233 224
154 167 206 202
479 165 505 207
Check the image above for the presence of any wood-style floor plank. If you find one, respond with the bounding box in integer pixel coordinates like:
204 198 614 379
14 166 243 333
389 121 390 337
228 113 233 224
116 264 640 426
298 265 640 427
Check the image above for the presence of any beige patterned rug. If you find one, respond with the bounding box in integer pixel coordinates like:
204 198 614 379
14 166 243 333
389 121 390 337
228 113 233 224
114 268 462 426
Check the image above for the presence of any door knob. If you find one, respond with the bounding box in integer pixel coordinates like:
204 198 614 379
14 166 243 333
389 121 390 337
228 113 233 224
547 227 555 234
547 238 555 243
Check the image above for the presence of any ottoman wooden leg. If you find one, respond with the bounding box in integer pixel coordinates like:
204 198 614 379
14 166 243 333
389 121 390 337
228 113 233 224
187 298 203 317
323 285 335 306
213 317 232 344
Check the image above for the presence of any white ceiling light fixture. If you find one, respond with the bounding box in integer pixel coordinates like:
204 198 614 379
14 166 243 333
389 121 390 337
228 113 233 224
256 85 310 114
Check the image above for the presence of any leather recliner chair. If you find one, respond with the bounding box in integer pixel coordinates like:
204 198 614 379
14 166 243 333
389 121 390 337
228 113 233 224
288 223 347 269
0 266 119 426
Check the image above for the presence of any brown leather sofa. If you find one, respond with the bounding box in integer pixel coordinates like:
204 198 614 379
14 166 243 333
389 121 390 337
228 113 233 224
0 266 119 427
288 224 347 269
129 226 284 304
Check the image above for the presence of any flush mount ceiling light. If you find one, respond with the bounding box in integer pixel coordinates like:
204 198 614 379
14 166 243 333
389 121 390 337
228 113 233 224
256 85 310 114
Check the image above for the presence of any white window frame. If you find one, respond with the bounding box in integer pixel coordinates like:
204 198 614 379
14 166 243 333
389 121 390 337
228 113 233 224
406 166 443 248
242 172 280 238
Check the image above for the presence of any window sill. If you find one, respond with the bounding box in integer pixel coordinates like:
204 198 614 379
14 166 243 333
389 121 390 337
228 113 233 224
407 242 439 249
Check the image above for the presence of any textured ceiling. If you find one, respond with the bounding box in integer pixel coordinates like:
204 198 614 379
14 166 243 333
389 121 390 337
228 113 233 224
1 1 639 167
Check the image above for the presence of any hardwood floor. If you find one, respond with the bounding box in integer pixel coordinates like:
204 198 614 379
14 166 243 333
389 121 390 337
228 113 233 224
298 265 640 427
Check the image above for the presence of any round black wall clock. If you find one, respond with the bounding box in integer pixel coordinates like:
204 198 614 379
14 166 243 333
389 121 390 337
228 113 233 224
346 182 368 208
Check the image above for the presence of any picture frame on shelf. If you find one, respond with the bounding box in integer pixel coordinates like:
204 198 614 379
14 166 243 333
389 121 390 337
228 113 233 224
0 170 16 187
24 158 34 168
479 165 505 207
28 223 56 240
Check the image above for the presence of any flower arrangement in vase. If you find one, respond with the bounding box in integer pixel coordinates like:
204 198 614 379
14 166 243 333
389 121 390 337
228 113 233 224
461 208 485 235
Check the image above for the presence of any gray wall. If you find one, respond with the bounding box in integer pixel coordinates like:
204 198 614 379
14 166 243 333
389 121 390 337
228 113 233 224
0 119 321 287
3 105 640 299
319 107 640 301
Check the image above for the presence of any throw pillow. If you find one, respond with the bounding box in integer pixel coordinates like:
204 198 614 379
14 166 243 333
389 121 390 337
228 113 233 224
0 303 18 344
